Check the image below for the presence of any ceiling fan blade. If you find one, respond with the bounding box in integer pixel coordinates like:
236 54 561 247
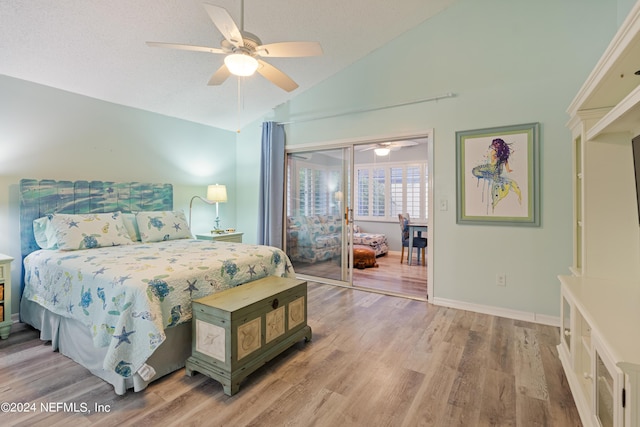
256 60 298 92
208 64 231 85
202 3 243 47
256 41 323 58
358 146 377 151
146 41 224 54
393 140 420 147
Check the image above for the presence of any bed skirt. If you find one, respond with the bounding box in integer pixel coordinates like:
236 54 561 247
20 298 192 395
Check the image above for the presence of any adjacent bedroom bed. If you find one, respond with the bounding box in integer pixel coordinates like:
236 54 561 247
18 179 294 395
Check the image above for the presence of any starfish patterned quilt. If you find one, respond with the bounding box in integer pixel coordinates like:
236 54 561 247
22 239 294 378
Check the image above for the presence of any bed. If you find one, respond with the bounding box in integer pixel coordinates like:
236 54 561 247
18 179 294 395
352 230 389 257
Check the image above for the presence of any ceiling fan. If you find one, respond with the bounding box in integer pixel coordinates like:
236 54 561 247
359 141 421 156
146 1 323 92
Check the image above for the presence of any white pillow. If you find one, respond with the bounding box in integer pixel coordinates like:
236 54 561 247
49 211 133 250
122 213 141 242
136 210 193 243
33 216 58 249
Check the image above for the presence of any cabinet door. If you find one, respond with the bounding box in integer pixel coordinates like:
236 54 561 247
562 295 571 352
593 338 625 426
573 134 583 274
575 309 593 401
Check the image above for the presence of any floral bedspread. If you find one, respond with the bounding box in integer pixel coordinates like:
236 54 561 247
23 239 294 378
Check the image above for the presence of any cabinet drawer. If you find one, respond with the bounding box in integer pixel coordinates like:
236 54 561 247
0 265 4 281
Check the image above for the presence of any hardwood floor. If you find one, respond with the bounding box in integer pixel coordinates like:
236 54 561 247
353 251 427 300
0 283 581 426
294 251 428 300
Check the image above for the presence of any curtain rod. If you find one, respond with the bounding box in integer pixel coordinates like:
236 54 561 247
274 92 455 125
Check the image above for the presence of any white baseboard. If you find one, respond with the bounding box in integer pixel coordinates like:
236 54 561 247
431 297 560 327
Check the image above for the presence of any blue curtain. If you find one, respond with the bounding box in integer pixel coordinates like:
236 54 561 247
257 121 285 247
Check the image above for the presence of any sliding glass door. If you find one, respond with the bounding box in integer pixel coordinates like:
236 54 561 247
285 147 352 285
283 133 431 300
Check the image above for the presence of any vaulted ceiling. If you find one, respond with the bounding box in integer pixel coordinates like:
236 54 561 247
0 0 455 131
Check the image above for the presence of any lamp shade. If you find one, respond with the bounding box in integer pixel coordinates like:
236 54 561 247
224 53 259 77
207 184 227 203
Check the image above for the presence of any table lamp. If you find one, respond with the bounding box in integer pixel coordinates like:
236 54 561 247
189 184 227 231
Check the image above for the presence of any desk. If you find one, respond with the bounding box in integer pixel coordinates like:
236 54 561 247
408 224 427 266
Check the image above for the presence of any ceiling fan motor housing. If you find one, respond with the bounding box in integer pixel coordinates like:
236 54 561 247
222 31 262 56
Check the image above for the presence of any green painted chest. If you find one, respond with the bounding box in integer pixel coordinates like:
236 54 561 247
185 276 312 395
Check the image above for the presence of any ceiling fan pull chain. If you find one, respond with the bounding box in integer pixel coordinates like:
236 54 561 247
236 76 242 133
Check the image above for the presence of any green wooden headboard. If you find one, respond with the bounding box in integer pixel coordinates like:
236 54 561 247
19 179 173 293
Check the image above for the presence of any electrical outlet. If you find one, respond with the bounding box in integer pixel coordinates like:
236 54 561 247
496 273 506 286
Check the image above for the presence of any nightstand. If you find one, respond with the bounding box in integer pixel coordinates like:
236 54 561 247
0 254 14 339
196 232 243 243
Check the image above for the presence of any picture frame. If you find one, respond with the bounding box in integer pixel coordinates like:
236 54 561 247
456 122 540 226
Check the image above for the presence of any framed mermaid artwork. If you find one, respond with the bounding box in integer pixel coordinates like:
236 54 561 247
456 122 540 226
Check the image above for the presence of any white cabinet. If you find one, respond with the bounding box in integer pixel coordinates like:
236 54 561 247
561 1 640 425
0 254 12 339
559 276 640 426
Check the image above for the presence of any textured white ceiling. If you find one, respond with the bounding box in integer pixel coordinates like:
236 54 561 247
0 0 454 131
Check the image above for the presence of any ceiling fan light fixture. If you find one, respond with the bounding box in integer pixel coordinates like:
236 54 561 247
374 147 390 156
225 53 259 76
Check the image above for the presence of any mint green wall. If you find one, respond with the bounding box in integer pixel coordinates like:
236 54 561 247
0 75 237 313
237 0 619 318
618 0 637 23
0 0 624 320
236 124 263 244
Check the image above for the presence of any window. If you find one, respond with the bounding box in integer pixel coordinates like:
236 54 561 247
356 169 369 216
355 162 428 222
372 168 385 217
287 159 342 217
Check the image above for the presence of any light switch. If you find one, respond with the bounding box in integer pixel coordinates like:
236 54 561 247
439 199 448 211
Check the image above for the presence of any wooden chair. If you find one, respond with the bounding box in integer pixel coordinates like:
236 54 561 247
398 214 427 265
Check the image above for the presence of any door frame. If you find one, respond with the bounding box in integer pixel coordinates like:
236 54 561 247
284 129 434 301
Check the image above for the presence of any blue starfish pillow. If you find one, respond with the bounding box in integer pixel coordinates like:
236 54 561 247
50 212 133 250
136 210 193 243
